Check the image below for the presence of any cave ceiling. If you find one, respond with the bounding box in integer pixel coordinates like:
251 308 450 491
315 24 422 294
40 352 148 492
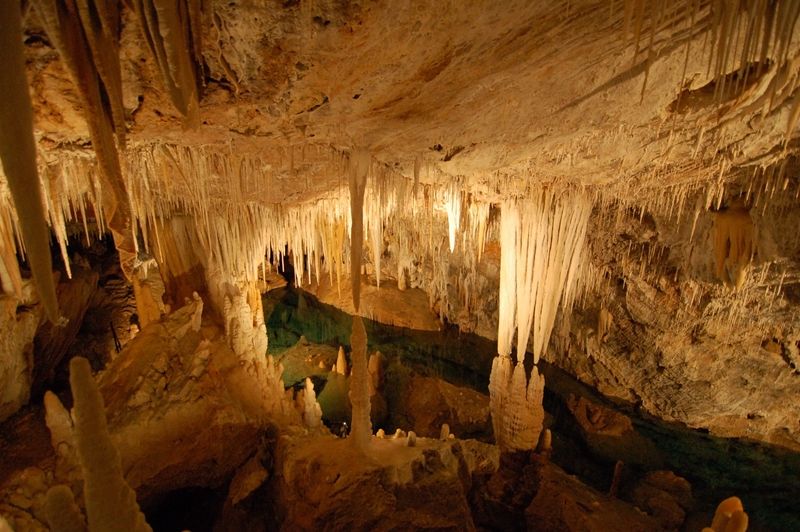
20 0 800 206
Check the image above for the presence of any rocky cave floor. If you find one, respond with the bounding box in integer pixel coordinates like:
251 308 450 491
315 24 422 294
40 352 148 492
1 246 799 532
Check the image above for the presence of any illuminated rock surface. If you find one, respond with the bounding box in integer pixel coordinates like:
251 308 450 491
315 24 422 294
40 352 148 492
1 1 800 530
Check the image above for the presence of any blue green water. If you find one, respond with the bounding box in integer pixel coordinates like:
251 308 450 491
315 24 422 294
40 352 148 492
264 287 800 531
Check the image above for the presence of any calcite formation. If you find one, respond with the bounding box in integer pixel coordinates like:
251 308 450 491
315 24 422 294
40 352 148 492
0 282 42 423
0 0 799 529
65 357 151 532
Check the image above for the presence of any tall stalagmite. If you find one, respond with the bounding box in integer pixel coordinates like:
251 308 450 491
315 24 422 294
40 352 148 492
69 357 151 532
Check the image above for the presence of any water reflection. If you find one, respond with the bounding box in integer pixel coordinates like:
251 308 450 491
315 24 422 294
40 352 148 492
264 287 800 531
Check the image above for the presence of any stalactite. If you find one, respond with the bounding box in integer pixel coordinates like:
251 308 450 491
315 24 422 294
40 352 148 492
0 0 61 323
365 174 384 287
489 188 591 451
496 201 518 359
131 0 203 124
445 182 461 253
347 149 371 451
413 154 422 193
349 149 369 310
465 197 489 262
0 152 106 296
0 208 23 298
32 0 135 278
348 315 371 451
75 0 126 148
620 0 800 170
333 215 346 296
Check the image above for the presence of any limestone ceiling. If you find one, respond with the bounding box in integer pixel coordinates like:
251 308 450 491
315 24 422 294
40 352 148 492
19 0 800 205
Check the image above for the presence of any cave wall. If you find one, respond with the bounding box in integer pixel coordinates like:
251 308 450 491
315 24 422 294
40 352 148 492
363 174 800 451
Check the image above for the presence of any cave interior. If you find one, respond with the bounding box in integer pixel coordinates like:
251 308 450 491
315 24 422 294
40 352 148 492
1 1 800 531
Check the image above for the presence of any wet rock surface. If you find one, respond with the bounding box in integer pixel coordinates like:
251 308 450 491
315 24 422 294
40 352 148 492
629 470 693 530
305 277 442 332
32 265 99 398
389 372 491 440
0 281 42 423
566 394 662 468
272 433 488 531
470 451 661 532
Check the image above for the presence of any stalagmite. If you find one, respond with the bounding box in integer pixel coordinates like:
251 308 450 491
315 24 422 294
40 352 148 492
367 351 382 396
68 357 152 532
709 496 748 532
538 428 552 456
336 345 348 376
488 200 517 442
44 391 74 455
0 0 61 322
44 391 80 482
302 377 323 429
44 485 86 532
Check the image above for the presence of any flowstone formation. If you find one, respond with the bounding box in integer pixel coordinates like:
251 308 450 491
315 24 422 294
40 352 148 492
713 197 756 289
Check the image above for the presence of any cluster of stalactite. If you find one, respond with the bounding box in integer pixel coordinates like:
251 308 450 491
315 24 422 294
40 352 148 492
0 1 797 470
489 189 591 451
0 0 203 323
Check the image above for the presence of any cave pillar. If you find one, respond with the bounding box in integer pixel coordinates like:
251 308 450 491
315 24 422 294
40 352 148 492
347 148 373 451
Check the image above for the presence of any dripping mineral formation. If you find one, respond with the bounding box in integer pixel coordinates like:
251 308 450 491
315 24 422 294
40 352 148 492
1 1 800 530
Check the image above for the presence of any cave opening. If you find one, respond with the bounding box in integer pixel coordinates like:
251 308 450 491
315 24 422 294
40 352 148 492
144 487 225 532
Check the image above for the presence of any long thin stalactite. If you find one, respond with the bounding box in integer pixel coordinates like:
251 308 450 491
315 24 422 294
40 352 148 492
0 1 61 323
